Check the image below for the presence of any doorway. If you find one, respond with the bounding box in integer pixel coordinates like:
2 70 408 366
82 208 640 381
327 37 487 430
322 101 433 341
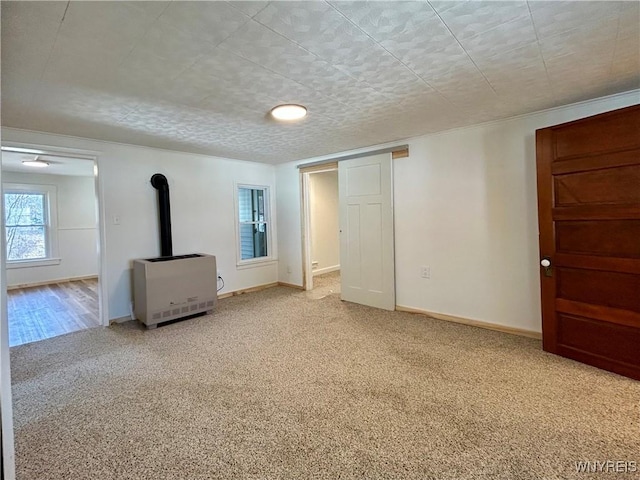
301 165 340 293
1 144 106 346
300 150 397 310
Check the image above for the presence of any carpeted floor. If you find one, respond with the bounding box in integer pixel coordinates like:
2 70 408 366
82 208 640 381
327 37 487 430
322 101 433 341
307 270 341 299
10 283 640 479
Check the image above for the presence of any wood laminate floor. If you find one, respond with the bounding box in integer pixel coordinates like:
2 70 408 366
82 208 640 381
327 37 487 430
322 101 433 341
8 278 100 347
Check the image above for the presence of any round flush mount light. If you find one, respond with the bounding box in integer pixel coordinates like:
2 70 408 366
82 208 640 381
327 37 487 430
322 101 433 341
22 156 50 168
270 104 307 121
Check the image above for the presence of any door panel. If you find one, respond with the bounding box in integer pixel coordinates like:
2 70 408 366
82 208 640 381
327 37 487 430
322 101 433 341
556 268 640 312
557 314 640 366
554 165 640 205
553 110 640 158
339 153 395 311
346 163 382 196
536 104 640 380
345 204 362 289
556 220 640 258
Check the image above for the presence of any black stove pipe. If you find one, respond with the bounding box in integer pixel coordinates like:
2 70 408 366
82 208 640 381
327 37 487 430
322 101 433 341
150 173 173 257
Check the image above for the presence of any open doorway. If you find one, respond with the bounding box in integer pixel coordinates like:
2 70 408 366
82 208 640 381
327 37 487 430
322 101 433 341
301 164 340 296
301 148 401 310
1 147 103 346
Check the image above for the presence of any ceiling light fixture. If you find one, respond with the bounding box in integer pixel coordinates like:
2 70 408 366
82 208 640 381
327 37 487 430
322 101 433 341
1 146 47 154
22 156 50 168
270 104 307 121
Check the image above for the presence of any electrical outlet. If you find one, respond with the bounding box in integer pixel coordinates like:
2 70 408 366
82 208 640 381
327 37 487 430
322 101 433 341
287 265 292 274
420 266 430 279
217 270 222 278
112 214 121 225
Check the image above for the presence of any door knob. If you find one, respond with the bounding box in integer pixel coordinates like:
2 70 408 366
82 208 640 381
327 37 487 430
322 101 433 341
540 257 552 277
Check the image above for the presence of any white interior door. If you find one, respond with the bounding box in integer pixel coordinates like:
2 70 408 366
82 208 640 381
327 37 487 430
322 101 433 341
339 153 395 310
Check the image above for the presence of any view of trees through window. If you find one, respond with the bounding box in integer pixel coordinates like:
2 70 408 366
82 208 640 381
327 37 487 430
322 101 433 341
4 192 47 261
238 187 268 260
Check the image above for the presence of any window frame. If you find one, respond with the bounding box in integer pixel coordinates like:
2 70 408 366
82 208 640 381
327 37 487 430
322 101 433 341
234 183 275 268
3 183 60 268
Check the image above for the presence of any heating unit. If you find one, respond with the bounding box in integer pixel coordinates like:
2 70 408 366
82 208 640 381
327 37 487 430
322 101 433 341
133 174 217 329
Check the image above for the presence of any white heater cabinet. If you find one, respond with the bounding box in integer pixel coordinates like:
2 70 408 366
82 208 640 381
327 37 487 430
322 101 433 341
133 254 217 329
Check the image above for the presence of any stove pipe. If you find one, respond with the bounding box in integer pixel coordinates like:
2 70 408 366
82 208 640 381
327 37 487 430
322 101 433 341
150 173 173 257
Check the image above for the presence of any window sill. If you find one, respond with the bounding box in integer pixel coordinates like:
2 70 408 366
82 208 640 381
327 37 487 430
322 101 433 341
6 258 62 269
236 258 278 270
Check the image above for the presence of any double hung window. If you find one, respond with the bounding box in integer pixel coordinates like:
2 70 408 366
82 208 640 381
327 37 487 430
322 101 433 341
3 183 59 266
237 185 271 264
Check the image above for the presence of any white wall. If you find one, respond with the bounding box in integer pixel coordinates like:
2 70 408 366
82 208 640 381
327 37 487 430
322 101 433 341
275 162 302 286
2 129 277 321
3 171 98 287
309 170 339 274
277 90 640 334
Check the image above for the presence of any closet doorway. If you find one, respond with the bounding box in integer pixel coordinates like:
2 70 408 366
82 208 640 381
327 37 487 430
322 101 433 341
301 164 340 294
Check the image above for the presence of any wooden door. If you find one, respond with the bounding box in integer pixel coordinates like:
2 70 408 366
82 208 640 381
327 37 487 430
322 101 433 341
339 153 395 311
536 104 640 380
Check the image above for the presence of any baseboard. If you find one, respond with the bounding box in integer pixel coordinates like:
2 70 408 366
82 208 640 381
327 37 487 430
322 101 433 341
278 281 304 290
109 316 132 325
395 305 542 339
7 275 99 290
312 265 340 276
217 282 280 299
113 282 288 324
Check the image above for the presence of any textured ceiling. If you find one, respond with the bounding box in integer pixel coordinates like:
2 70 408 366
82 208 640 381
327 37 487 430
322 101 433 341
2 1 639 164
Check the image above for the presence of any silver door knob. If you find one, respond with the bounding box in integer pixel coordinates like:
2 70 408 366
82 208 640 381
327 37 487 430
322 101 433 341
541 259 551 268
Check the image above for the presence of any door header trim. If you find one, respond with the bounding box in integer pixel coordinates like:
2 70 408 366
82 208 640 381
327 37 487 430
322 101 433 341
297 144 408 170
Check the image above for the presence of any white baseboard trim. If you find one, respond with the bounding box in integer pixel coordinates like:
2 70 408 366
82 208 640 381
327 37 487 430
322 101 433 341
278 281 304 290
395 305 542 339
112 282 287 325
312 265 340 276
7 275 99 290
110 316 132 325
217 281 280 299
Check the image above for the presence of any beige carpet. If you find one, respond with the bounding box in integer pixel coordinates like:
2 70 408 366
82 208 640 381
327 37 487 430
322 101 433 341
10 284 640 479
307 271 341 299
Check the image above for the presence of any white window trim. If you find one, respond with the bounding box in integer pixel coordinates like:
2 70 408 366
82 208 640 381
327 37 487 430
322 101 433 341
3 183 60 268
234 183 276 267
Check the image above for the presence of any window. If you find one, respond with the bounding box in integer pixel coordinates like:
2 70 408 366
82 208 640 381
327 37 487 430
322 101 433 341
3 183 59 267
236 185 272 264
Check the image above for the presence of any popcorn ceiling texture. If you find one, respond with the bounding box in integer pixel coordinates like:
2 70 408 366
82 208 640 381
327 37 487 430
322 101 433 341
10 283 640 479
2 1 639 163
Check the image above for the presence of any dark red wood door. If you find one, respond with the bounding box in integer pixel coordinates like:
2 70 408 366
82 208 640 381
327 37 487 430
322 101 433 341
536 104 640 380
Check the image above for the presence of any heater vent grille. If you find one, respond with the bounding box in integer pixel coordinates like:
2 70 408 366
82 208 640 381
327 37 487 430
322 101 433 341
147 297 216 325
